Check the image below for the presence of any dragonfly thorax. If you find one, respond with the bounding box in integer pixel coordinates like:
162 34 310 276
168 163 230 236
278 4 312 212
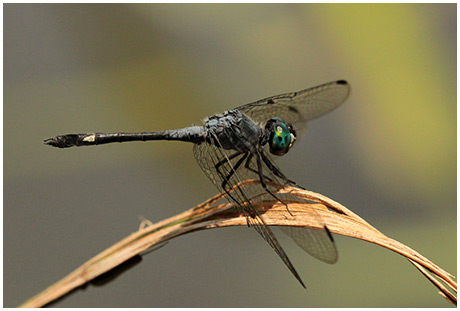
204 109 262 153
264 117 296 156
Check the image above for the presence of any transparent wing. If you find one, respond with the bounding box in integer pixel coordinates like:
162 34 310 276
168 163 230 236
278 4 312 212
279 226 338 264
192 131 338 284
192 139 306 287
235 80 350 131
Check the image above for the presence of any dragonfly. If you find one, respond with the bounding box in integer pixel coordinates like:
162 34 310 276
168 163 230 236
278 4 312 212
44 80 350 288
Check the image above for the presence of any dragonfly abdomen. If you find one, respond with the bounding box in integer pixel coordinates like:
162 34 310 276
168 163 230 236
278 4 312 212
43 126 206 148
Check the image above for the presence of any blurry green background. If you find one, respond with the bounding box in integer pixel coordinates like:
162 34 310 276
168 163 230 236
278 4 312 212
4 3 456 307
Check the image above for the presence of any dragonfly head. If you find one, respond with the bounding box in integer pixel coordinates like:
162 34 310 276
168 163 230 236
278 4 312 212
265 118 296 156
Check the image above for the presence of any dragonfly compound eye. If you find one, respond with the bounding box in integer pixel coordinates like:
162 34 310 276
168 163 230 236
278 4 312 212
267 118 296 156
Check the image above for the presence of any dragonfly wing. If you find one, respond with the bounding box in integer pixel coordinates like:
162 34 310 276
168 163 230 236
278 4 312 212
256 153 338 264
192 126 338 285
279 226 338 264
192 139 306 287
236 80 350 131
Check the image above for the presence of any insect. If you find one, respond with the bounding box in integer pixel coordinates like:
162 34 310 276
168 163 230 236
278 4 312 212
44 80 350 287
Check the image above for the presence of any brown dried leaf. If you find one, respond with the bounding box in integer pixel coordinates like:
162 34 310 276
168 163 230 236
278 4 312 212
19 182 456 307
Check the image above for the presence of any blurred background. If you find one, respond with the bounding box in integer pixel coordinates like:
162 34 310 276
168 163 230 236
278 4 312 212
4 3 456 307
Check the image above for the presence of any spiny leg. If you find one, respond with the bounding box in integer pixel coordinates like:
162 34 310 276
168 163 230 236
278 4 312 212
243 153 291 212
214 151 244 170
260 151 295 185
208 132 262 224
253 152 292 214
244 153 274 183
258 151 296 216
213 150 244 192
220 153 248 190
213 151 253 224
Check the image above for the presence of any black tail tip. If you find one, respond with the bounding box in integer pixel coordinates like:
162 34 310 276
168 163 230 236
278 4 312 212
43 135 78 148
43 137 60 147
336 80 348 85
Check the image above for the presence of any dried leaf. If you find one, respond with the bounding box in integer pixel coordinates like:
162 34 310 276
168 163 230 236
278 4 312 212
19 181 456 307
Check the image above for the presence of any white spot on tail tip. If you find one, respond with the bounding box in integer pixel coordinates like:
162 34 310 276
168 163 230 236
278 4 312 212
83 134 96 142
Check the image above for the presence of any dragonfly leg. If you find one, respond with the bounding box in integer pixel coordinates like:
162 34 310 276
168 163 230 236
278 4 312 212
260 152 295 185
243 153 274 183
214 151 244 170
219 152 247 190
253 152 292 214
213 151 254 225
214 151 243 190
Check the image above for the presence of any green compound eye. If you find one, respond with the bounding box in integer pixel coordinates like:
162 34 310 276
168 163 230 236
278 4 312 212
267 118 296 156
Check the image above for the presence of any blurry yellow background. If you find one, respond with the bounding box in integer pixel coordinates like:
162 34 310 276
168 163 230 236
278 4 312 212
4 4 456 307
